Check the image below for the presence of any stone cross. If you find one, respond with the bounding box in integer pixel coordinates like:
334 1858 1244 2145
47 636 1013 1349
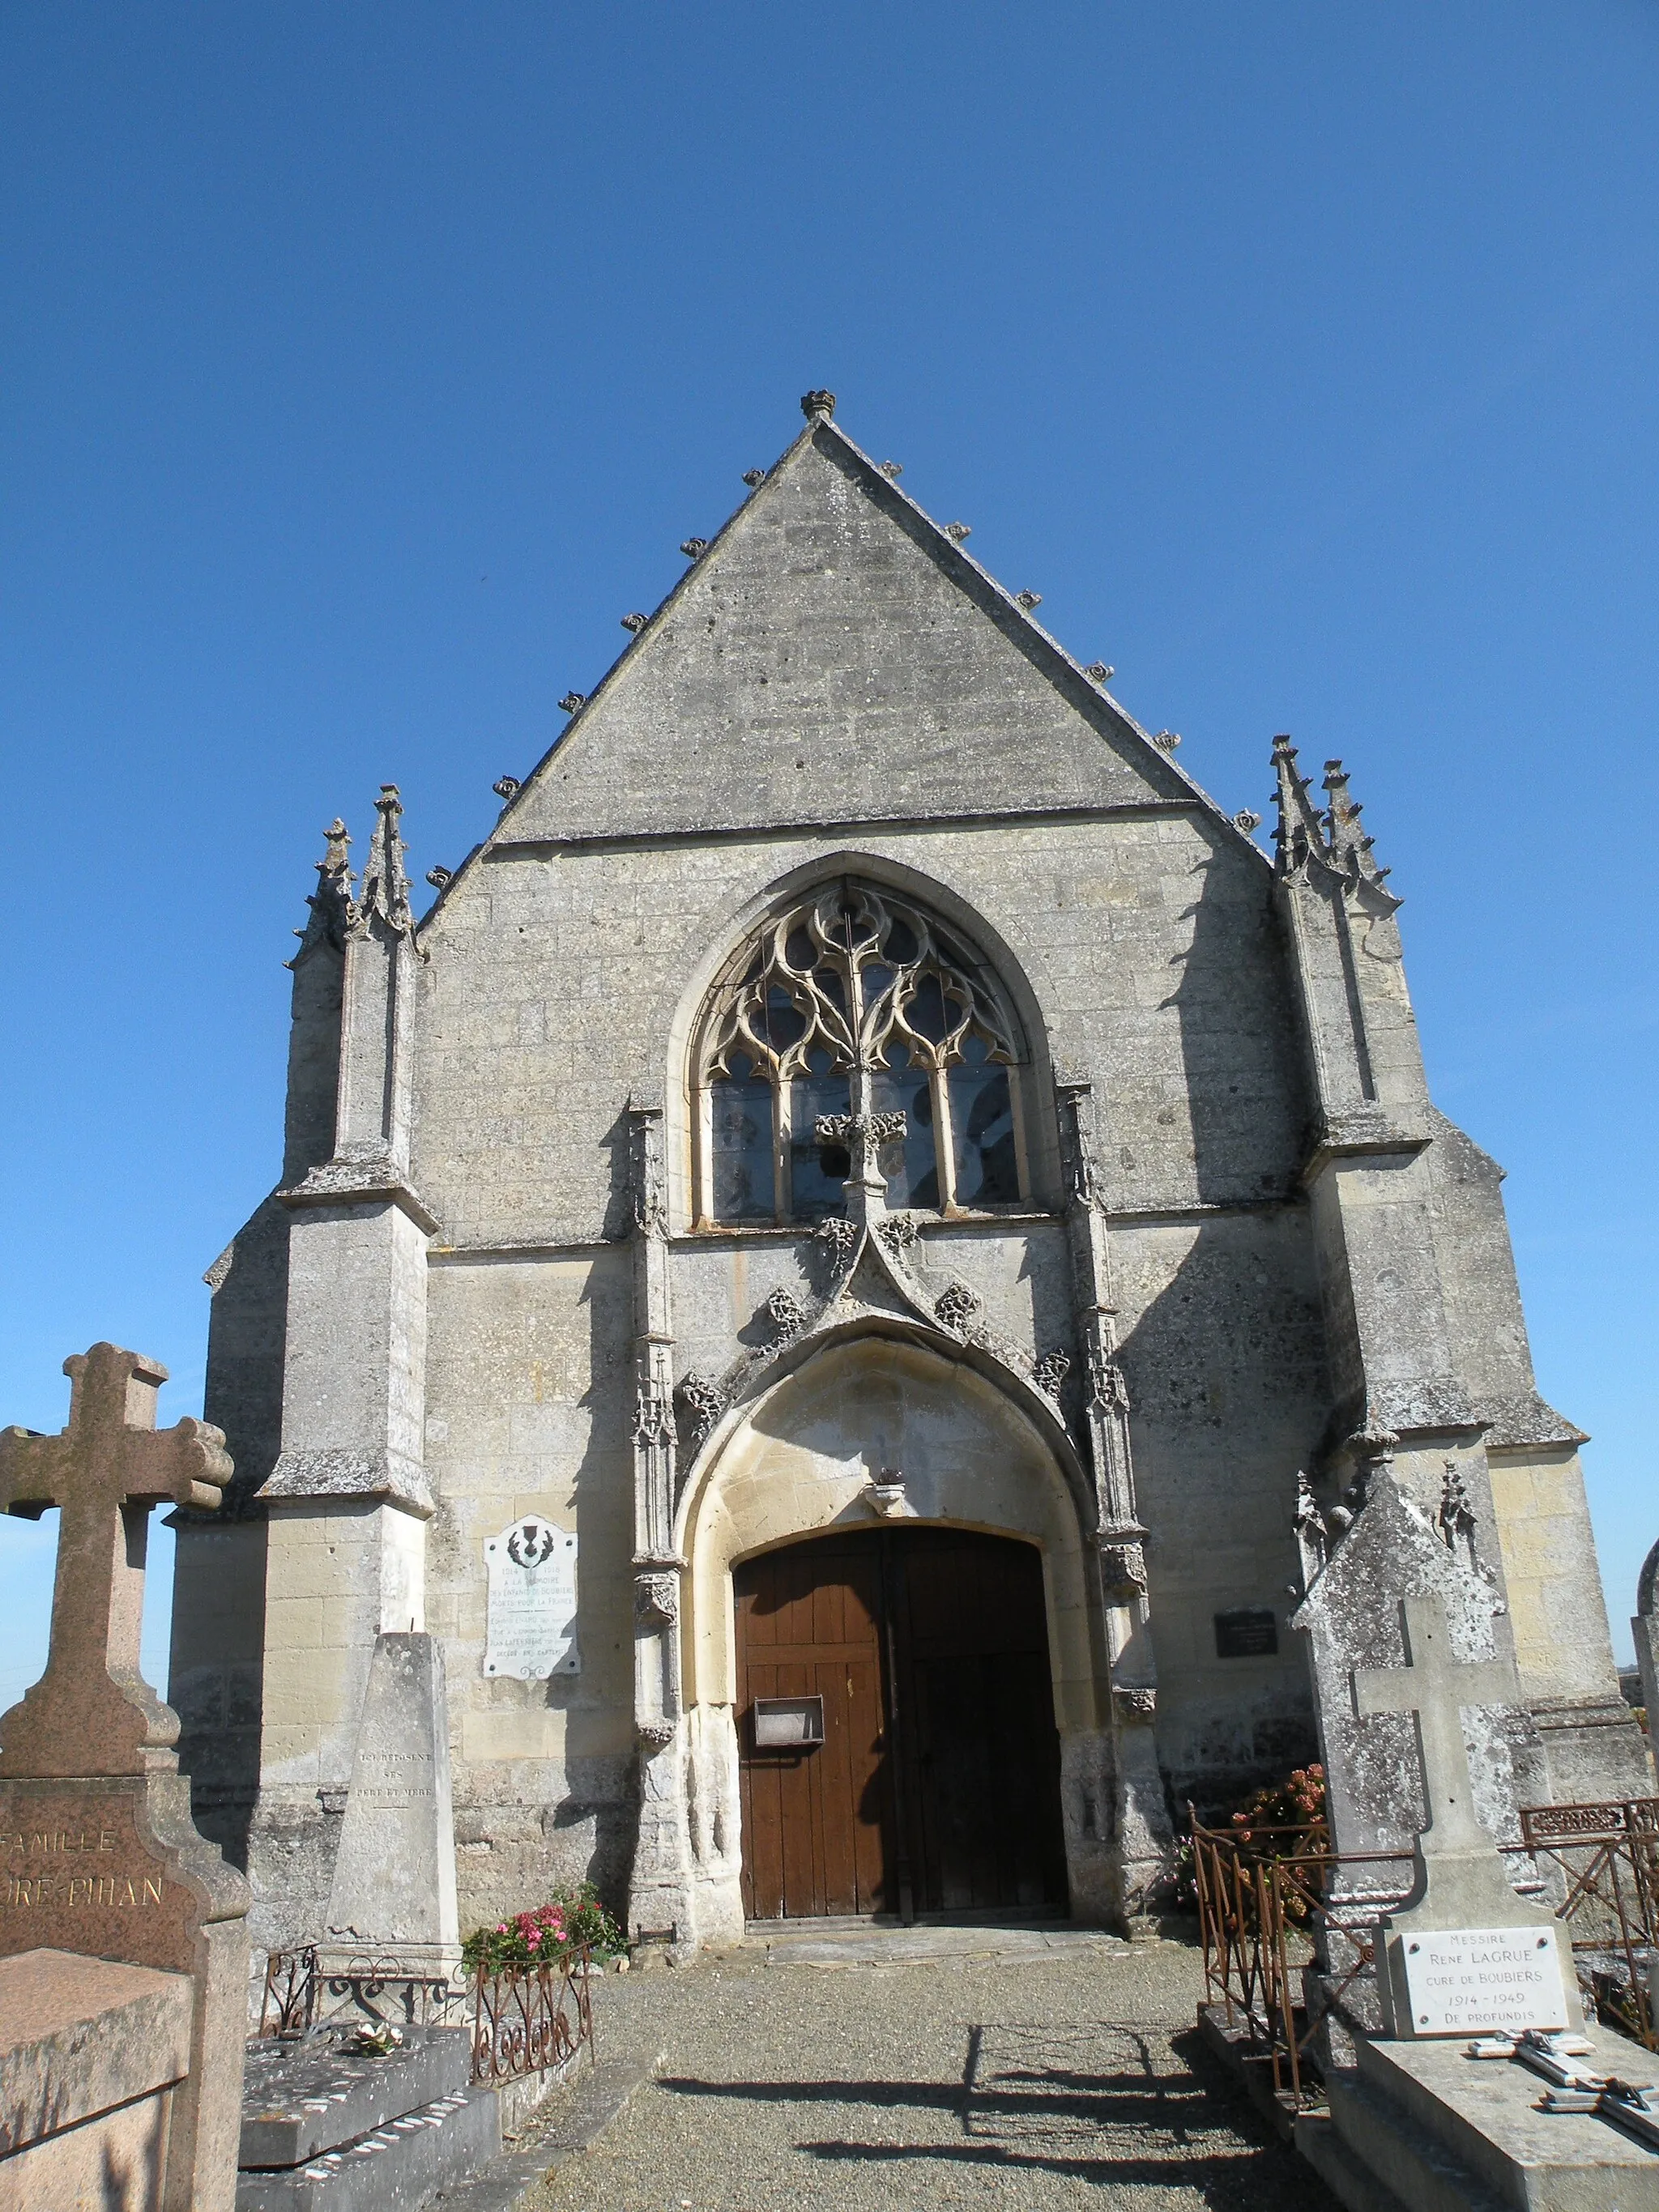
1352 1592 1519 1861
0 1341 232 1779
0 1343 248 2211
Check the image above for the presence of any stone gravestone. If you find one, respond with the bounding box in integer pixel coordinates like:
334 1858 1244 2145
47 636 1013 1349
1294 1567 1659 2210
1635 1539 1659 1781
1293 1454 1548 2052
484 1515 579 1680
1352 1592 1575 2038
0 1342 250 2212
324 1630 459 1966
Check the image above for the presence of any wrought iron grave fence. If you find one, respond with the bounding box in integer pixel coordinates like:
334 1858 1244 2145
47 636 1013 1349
258 1942 595 2086
1190 1796 1659 2108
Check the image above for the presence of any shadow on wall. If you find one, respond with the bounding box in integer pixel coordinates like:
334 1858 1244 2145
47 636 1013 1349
1115 1210 1328 1813
171 1191 290 1872
427 1229 639 1931
1159 835 1311 1210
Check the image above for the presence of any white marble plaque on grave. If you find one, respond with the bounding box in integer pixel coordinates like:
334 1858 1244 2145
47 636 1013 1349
484 1516 579 1679
1398 1925 1567 2035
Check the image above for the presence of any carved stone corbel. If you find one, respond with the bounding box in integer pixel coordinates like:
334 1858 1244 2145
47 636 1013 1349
635 1572 680 1626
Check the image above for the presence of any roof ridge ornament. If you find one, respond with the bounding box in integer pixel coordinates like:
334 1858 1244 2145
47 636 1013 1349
800 389 835 420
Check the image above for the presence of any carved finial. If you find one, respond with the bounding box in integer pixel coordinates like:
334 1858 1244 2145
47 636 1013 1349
356 785 415 936
621 612 650 633
290 817 355 963
800 390 835 420
1152 730 1181 751
425 866 452 889
1084 663 1114 683
1234 809 1262 834
945 522 971 542
1014 590 1042 612
493 776 520 802
558 692 586 714
742 468 766 488
877 460 902 479
680 538 709 558
1322 759 1389 883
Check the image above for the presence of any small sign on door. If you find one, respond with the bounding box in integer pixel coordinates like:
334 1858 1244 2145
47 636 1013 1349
753 1696 825 1748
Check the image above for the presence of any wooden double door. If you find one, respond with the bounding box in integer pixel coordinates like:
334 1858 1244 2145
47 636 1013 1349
735 1527 1068 1923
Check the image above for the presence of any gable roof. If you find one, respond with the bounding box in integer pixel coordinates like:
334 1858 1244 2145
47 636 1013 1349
441 404 1257 880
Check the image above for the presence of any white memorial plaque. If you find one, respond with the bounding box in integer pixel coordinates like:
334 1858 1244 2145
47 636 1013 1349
484 1516 579 1679
1398 1924 1568 2036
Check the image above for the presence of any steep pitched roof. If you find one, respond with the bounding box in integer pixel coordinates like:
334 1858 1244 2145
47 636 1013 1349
480 405 1251 854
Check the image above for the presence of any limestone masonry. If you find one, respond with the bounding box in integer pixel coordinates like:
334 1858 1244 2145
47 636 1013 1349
169 393 1651 1965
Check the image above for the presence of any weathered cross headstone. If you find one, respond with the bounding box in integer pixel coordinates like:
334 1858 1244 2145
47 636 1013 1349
0 1342 250 2211
1293 1456 1550 2054
1356 1592 1576 2037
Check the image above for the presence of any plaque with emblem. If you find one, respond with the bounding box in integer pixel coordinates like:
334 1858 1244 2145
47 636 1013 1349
484 1516 579 1679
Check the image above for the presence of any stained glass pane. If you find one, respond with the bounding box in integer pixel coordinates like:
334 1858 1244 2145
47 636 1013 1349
790 1055 851 1221
872 1051 938 1209
949 1038 1018 1205
710 1064 774 1221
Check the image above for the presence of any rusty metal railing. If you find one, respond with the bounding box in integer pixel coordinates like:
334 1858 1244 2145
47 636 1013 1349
1188 1813 1413 2105
1520 1798 1659 2051
1192 1795 1659 2104
469 1948 594 2082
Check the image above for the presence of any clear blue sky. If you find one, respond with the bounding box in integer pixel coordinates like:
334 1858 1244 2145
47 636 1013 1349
2 2 1655 1713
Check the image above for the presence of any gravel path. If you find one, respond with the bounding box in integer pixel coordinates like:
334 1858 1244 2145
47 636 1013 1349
513 1931 1337 2211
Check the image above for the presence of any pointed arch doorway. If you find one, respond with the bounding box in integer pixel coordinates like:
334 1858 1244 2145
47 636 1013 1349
735 1526 1068 1924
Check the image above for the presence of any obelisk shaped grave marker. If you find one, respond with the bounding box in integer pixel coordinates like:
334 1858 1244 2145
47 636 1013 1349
0 1340 232 1777
1355 1593 1576 2036
0 1343 249 2212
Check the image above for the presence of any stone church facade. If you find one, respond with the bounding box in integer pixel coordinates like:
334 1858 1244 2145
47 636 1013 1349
170 392 1648 1963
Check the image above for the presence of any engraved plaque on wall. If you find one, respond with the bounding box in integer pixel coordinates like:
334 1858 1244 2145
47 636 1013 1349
484 1516 579 1679
1214 1608 1278 1658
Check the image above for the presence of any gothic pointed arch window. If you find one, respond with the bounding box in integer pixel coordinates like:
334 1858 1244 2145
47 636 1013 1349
693 881 1029 1226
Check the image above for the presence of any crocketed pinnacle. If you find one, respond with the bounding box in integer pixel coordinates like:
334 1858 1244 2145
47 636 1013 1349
1321 760 1388 883
356 785 416 937
289 817 355 963
1272 735 1326 877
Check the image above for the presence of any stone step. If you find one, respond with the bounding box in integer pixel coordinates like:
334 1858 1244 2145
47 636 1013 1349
1319 2073 1508 2212
1296 2111 1426 2212
236 2082 499 2212
241 2024 474 2169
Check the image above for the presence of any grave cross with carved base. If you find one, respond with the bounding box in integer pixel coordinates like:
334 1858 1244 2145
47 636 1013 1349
0 1341 232 1779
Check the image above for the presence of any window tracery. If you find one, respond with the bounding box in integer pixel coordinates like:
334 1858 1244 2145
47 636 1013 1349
695 882 1026 1226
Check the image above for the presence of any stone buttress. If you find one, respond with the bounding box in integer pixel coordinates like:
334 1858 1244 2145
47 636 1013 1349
1272 738 1647 1804
235 791 437 1954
